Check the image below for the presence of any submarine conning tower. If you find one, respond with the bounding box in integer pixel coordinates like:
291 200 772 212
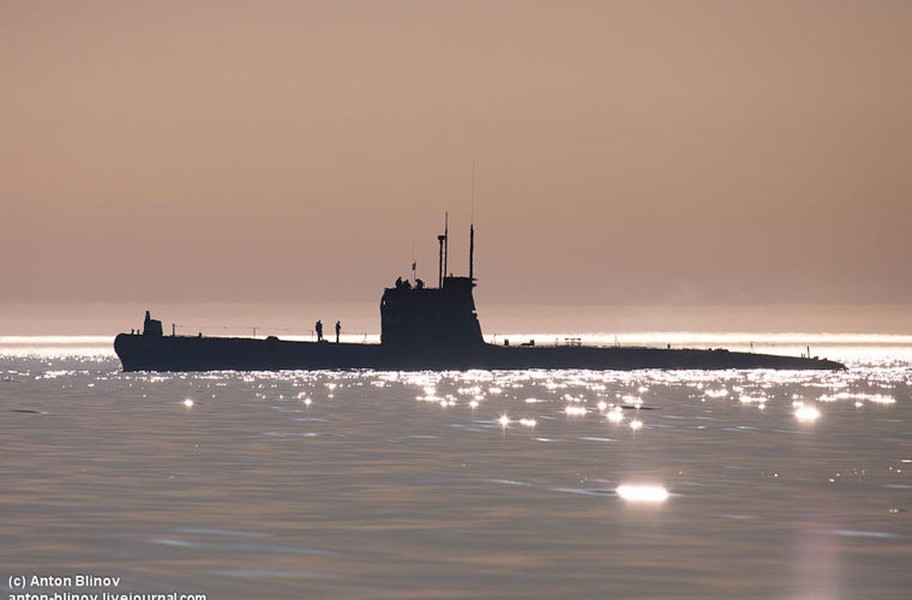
380 219 484 356
143 310 163 337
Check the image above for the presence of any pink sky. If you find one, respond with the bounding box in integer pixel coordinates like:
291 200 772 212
3 1 911 318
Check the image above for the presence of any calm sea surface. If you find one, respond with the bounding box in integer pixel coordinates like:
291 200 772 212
1 337 911 599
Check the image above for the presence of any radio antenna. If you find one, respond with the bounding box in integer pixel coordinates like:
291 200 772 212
469 155 476 282
470 153 476 223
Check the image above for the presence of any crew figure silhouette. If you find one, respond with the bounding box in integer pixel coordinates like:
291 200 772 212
315 320 323 342
335 320 341 343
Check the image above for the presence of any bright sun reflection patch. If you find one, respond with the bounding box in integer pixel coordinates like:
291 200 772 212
182 398 194 408
616 484 669 503
795 404 821 422
606 407 624 423
820 392 896 405
564 405 587 417
739 394 767 405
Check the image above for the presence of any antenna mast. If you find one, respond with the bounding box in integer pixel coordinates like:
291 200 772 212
443 211 449 281
469 223 475 283
437 236 444 289
469 155 476 282
437 213 448 288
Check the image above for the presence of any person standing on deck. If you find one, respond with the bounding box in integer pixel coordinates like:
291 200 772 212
315 320 323 342
335 321 341 344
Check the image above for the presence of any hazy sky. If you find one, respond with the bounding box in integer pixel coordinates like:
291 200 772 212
3 0 911 309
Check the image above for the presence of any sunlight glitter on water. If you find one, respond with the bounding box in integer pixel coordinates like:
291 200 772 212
794 404 821 423
616 484 669 503
564 405 587 417
2 337 912 599
819 391 896 405
606 407 625 423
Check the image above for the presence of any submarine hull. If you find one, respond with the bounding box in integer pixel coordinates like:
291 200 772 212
114 334 384 372
476 344 844 371
114 334 844 372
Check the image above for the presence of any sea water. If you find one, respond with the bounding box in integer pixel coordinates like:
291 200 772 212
1 337 911 599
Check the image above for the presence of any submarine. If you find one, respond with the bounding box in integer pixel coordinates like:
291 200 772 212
114 222 846 372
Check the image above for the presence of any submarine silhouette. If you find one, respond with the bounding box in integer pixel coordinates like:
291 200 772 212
114 222 845 372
